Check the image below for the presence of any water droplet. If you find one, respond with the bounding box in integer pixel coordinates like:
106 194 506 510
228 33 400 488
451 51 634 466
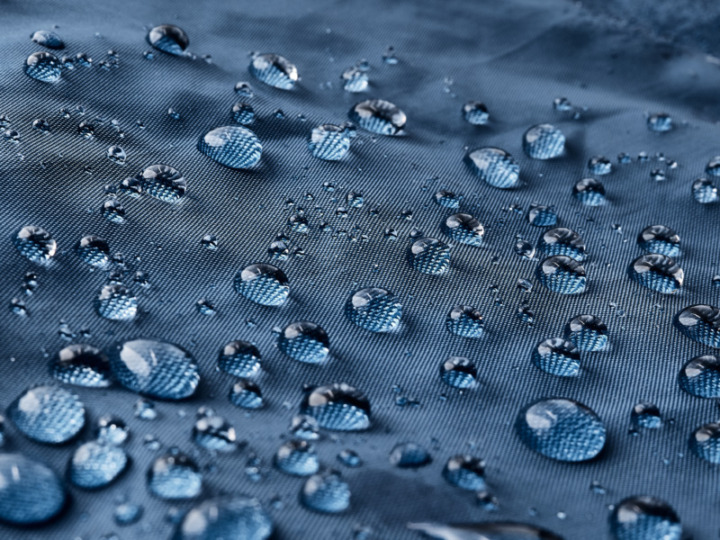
32 118 50 133
308 123 354 160
75 52 92 67
382 46 398 64
522 124 565 160
196 298 217 317
647 113 673 132
337 449 362 468
442 213 484 246
114 502 143 526
95 283 137 321
678 355 720 398
532 338 580 377
234 263 289 306
588 156 612 176
537 227 586 261
433 190 460 209
462 102 489 125
342 66 368 92
234 81 254 98
198 126 262 169
0 454 66 524
573 178 606 206
134 398 157 420
8 385 85 444
301 471 350 513
31 30 64 50
409 237 450 275
465 147 520 189
289 415 320 440
218 340 261 378
107 145 126 165
389 442 432 468
407 522 563 540
147 25 189 56
675 305 720 348
609 496 681 540
147 453 202 500
75 235 110 268
442 455 486 491
345 287 402 332
231 102 255 125
101 199 126 224
69 441 129 489
274 440 319 476
51 344 111 387
25 52 61 83
565 315 608 351
440 357 478 388
110 339 200 400
249 53 298 89
229 380 264 409
277 322 330 364
96 415 129 445
631 402 663 429
139 164 186 203
628 254 683 294
637 225 680 257
348 99 406 135
300 383 371 431
174 496 273 539
515 397 606 461
692 177 719 204
193 415 237 452
13 225 57 264
536 256 587 294
514 240 536 260
445 305 484 338
527 205 557 227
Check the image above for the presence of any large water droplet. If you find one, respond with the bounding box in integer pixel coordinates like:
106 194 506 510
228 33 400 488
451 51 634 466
96 415 129 446
527 205 557 227
8 385 85 444
647 113 673 132
675 305 720 348
532 338 580 377
565 314 608 352
51 344 112 388
628 254 683 294
442 455 486 491
536 256 587 295
522 124 565 160
231 102 255 125
277 322 330 364
348 99 406 135
274 440 319 476
308 123 354 160
462 101 489 125
445 305 484 338
342 66 369 92
0 454 66 524
218 340 261 378
140 164 187 203
573 178 606 206
229 380 264 409
609 496 681 540
637 225 680 257
407 522 563 540
678 355 720 398
515 398 606 462
31 30 64 50
631 402 663 429
345 287 402 332
442 213 484 246
249 53 298 90
174 496 273 540
234 263 289 306
198 126 262 169
537 227 586 261
409 237 450 275
300 383 371 431
109 339 200 400
301 471 350 513
13 225 57 264
588 156 612 175
147 25 189 56
69 441 129 489
389 442 432 468
440 357 477 388
95 284 138 321
193 414 237 452
75 235 110 268
465 147 520 188
692 177 719 204
147 453 202 500
25 52 61 83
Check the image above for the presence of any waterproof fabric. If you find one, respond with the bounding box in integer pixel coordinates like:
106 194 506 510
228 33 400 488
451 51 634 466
2 0 720 538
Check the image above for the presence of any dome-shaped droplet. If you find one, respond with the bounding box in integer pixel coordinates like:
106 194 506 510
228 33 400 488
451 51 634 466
573 178 606 206
647 113 673 132
0 454 66 524
588 156 612 175
234 263 289 306
536 256 587 295
565 314 608 352
462 101 489 125
96 415 129 446
75 235 110 268
308 123 354 160
101 199 126 224
13 225 57 264
198 126 262 169
231 102 255 125
407 522 563 540
51 344 112 388
465 147 520 189
527 205 557 227
445 305 484 338
537 227 586 261
706 156 720 177
25 52 61 83
628 254 683 294
95 284 138 321
69 441 129 489
139 164 186 203
147 453 202 500
248 53 298 90
678 355 720 398
409 238 450 275
522 124 565 160
173 496 273 540
345 287 402 332
193 415 237 452
348 99 406 135
532 338 581 377
342 66 368 92
439 357 477 389
300 383 371 431
675 305 720 348
109 339 200 400
442 213 484 246
692 178 719 204
218 340 261 378
337 449 361 468
289 415 320 441
515 398 606 462
229 380 263 409
433 190 460 209
637 225 680 257
277 322 330 364
8 385 85 444
442 455 485 491
274 440 319 476
147 25 189 56
609 496 681 540
389 442 432 468
631 402 663 429
301 471 350 514
31 30 64 50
